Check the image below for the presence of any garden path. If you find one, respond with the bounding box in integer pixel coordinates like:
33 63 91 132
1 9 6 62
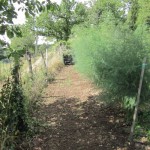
30 66 139 150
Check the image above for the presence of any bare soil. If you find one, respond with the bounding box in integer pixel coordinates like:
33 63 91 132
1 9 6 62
24 66 146 150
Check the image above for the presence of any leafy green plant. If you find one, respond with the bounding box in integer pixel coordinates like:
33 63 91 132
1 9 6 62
0 65 28 150
123 97 136 110
147 130 150 142
71 22 150 105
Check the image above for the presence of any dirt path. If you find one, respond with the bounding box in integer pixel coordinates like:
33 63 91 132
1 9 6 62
43 66 99 104
30 66 138 150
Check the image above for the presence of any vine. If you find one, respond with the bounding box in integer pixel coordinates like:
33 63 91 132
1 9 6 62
0 62 28 149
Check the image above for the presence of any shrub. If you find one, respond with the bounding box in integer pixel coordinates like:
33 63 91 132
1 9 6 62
71 27 100 78
71 23 150 104
0 65 28 150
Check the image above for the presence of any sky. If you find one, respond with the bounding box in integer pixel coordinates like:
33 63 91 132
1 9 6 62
13 3 26 24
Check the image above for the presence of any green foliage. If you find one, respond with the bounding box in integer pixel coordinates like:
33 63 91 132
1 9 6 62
10 21 35 54
38 43 48 52
87 0 125 25
0 62 12 81
134 111 150 142
71 27 99 77
0 65 28 149
0 0 52 44
0 0 55 62
71 22 150 104
127 0 139 30
23 69 47 106
137 0 150 27
37 0 87 41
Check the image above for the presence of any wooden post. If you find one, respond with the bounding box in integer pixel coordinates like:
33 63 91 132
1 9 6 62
35 34 38 55
129 57 147 142
46 46 48 67
0 62 1 77
26 50 33 79
40 50 47 76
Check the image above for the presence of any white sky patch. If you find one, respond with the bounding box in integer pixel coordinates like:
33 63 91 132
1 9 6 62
37 36 56 45
51 0 61 4
13 3 26 25
0 33 11 44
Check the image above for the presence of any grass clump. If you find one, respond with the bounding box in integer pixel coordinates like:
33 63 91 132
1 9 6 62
0 61 12 82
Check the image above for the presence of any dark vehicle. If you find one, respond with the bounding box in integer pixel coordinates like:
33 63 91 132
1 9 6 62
63 54 74 65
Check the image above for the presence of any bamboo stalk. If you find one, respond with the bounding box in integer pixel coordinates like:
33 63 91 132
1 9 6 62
129 57 147 142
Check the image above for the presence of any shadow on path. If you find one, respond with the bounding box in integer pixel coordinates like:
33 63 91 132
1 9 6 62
30 96 136 150
22 66 140 150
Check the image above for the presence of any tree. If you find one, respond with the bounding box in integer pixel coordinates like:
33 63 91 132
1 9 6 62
10 21 35 78
37 0 87 41
0 0 54 60
87 0 125 25
0 0 43 42
127 0 139 30
125 0 150 31
11 17 36 48
137 0 150 27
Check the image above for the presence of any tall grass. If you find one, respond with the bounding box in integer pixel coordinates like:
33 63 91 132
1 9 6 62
71 23 150 104
22 51 64 113
0 62 12 81
71 27 100 78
